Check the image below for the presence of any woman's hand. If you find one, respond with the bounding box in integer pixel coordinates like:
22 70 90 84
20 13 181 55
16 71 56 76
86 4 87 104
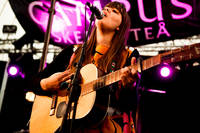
120 57 138 87
40 69 73 91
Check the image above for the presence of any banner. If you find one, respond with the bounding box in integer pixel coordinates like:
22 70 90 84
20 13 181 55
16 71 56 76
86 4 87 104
9 0 200 47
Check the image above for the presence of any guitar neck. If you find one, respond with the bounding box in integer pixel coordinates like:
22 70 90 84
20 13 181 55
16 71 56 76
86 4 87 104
81 69 122 96
142 43 200 70
81 43 200 96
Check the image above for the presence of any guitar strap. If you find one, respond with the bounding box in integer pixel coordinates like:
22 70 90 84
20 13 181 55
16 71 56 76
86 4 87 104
107 61 117 93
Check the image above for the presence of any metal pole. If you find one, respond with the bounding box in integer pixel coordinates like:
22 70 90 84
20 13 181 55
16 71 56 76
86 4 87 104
0 60 10 112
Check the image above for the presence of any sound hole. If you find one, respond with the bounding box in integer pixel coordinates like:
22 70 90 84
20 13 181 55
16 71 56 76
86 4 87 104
56 101 67 118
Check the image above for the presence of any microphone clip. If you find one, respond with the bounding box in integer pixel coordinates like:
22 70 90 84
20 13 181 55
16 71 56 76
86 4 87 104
86 2 103 19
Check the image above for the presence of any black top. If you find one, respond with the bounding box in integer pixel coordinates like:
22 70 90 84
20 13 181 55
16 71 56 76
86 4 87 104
27 45 74 95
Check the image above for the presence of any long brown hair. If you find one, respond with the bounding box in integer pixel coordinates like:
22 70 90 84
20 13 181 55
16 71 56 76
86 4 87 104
69 2 131 73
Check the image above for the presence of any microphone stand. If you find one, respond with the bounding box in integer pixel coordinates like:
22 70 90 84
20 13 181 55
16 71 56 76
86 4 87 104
38 0 56 72
58 10 96 133
135 57 144 133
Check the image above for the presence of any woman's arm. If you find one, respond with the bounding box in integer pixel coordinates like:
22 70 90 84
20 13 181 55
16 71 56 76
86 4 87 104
26 45 74 95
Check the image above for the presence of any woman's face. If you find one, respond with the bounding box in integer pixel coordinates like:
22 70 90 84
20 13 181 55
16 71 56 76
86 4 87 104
96 6 122 31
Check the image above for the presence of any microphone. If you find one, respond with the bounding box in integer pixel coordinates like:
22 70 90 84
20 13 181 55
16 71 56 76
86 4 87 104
86 2 104 19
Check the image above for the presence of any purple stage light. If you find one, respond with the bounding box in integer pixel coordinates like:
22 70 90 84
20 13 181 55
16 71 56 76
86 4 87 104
160 66 171 78
148 89 166 94
7 65 26 78
8 65 19 76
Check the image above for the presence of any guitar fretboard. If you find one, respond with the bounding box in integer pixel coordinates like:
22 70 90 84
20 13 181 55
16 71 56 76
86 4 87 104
80 43 200 96
81 69 122 96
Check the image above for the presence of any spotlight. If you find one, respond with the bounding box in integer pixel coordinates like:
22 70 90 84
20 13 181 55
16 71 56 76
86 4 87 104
7 64 25 78
159 64 172 78
160 67 170 77
25 92 35 102
7 65 20 76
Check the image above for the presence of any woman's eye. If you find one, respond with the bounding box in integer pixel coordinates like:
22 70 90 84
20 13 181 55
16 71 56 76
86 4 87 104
112 10 118 13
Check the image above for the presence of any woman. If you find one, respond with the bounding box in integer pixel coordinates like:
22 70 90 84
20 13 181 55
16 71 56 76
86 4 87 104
30 1 138 133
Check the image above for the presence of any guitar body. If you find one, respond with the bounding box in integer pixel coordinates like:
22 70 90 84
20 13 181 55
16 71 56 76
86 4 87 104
30 64 110 133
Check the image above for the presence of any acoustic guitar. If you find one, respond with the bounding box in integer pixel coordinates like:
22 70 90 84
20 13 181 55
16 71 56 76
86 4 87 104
30 43 200 133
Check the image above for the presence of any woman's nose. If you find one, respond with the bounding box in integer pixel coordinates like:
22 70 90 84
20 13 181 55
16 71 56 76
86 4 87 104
102 10 108 16
103 8 110 16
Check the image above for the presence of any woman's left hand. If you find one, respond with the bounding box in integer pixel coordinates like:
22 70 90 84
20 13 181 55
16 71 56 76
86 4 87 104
120 57 138 87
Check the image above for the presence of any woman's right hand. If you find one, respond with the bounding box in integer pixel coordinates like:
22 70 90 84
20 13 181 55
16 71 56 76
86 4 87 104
40 69 73 91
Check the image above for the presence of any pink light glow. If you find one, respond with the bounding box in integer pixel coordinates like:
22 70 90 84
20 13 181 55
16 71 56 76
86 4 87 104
28 0 133 45
28 0 94 45
160 66 171 77
148 89 166 94
7 65 25 78
8 66 19 76
27 0 193 46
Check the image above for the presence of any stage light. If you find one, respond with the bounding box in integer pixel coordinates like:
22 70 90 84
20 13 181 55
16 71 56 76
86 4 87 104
25 92 35 102
7 64 25 78
159 64 172 78
7 65 20 76
147 89 166 94
160 67 170 77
